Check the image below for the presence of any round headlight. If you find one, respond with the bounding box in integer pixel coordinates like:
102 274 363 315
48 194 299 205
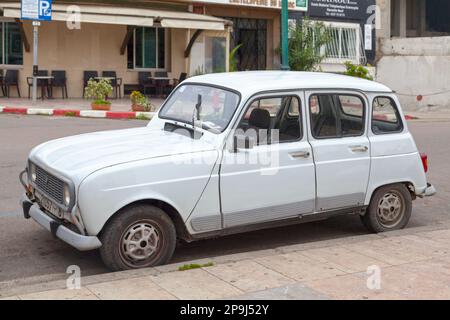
29 163 36 182
63 185 71 206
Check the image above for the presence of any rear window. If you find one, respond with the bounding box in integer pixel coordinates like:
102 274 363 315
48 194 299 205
372 97 403 134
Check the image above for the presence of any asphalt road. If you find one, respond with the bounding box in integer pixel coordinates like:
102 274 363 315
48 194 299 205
0 115 449 289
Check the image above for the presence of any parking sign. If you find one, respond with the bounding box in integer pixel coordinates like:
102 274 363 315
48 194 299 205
21 0 52 21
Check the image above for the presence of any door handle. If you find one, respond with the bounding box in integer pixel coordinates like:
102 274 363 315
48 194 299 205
350 145 368 152
289 151 310 159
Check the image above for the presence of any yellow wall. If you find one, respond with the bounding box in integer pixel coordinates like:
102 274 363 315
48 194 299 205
19 20 187 98
15 4 280 98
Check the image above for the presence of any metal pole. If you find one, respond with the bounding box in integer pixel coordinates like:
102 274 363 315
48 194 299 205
280 0 290 70
32 21 40 105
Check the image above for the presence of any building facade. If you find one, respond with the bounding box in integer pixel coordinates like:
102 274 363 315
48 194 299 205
0 0 377 98
376 0 450 110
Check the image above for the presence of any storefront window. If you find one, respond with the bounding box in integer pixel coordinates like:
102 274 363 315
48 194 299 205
190 33 227 75
0 21 23 66
127 27 165 70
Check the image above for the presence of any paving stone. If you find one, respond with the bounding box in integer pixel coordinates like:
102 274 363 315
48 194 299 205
149 268 243 299
305 272 406 300
86 277 176 300
205 260 294 292
255 252 347 282
299 246 391 273
229 283 330 300
342 238 428 265
18 287 99 300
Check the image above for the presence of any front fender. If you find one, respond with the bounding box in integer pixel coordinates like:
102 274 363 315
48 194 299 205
77 151 218 236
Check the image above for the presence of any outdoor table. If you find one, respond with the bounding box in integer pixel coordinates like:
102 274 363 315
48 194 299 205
33 76 54 100
94 77 115 81
149 77 172 97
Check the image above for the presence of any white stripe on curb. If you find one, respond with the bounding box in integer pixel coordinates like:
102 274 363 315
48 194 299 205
79 110 107 118
27 108 54 116
0 106 4 113
135 112 154 119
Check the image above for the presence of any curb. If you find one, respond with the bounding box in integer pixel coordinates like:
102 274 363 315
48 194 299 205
0 106 154 120
1 106 419 121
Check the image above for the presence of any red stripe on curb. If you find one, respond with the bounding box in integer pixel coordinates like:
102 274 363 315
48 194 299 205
106 111 136 119
405 115 418 120
2 107 27 114
53 109 81 116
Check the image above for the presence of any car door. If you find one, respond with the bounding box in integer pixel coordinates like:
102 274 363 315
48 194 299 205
306 91 370 211
219 92 315 228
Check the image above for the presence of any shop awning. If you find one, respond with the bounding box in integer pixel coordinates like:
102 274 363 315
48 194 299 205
0 3 231 30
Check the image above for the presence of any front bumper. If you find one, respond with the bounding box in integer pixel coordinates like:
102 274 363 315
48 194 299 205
416 183 436 198
21 194 102 251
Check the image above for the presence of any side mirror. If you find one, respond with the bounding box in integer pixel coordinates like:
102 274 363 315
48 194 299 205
232 135 255 153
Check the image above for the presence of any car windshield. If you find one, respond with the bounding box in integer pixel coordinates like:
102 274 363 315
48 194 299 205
159 84 240 133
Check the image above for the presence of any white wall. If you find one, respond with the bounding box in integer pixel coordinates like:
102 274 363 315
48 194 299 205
376 36 450 111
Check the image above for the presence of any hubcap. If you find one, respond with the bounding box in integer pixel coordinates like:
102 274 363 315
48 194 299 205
120 221 160 265
376 191 404 228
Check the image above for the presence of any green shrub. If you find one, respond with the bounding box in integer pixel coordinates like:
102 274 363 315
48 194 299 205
343 61 374 80
84 78 113 103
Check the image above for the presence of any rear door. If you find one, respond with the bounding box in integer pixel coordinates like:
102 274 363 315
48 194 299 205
306 90 370 211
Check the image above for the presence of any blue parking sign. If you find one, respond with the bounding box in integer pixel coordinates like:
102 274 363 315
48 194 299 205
21 0 52 21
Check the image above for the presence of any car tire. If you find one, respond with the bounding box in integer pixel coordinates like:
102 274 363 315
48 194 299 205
361 184 412 233
99 204 176 271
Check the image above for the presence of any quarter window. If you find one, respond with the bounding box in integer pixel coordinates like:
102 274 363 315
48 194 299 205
309 94 365 139
372 97 403 134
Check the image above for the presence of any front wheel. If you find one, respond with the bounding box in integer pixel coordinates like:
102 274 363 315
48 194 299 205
361 184 412 233
99 204 176 271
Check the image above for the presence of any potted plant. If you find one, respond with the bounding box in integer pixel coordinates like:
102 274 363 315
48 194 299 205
84 78 113 111
130 90 153 112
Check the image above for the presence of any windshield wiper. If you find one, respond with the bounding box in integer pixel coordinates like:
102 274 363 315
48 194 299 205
192 94 202 129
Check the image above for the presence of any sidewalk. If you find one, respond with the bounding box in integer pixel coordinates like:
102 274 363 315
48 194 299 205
0 98 164 120
2 223 450 300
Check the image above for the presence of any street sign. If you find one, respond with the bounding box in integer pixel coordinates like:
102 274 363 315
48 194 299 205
21 0 52 21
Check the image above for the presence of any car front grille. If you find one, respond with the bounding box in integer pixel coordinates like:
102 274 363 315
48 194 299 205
34 165 64 204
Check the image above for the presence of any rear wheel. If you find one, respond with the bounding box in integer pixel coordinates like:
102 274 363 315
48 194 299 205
100 204 176 271
361 184 412 233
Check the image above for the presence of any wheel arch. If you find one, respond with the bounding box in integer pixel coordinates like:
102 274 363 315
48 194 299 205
363 181 416 216
100 199 191 241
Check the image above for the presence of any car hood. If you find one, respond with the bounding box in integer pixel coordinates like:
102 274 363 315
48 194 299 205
29 127 216 183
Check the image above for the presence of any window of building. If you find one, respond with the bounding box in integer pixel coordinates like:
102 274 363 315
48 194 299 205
190 34 227 75
372 97 403 134
309 21 365 65
0 21 23 66
127 27 165 70
309 94 365 139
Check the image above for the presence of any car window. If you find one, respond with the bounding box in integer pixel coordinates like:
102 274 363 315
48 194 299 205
372 97 403 134
338 95 364 136
237 96 302 145
309 94 365 139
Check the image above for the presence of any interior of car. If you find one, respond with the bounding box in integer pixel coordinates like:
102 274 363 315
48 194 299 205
237 96 301 145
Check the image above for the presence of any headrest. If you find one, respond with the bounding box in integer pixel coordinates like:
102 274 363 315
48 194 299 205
249 108 270 129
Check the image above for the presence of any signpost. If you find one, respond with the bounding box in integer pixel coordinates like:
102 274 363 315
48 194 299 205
21 0 52 104
281 0 290 70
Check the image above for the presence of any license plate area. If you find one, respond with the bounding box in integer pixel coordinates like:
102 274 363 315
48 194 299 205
35 190 64 219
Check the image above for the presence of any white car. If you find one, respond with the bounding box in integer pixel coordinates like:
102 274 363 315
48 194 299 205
20 71 435 270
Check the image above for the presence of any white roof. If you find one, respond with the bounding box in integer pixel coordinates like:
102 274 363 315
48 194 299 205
185 71 392 96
